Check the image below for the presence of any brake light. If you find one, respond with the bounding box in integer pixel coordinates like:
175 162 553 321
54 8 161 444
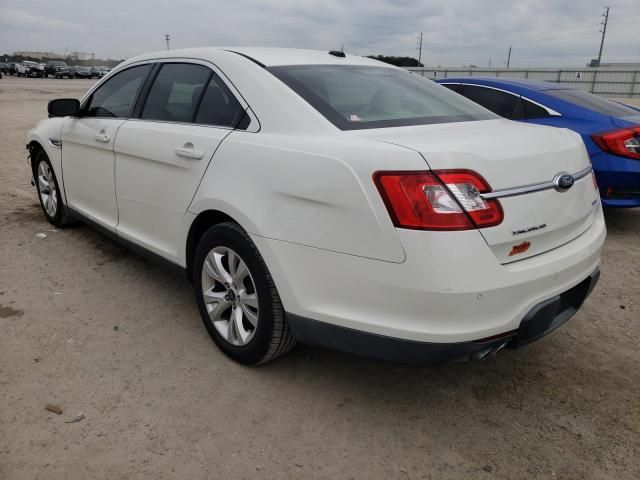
592 126 640 160
373 170 503 230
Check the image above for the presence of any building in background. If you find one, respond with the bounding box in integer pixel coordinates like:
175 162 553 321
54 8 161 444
13 51 65 59
12 51 95 61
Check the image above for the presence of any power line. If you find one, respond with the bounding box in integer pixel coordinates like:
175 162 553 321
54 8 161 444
596 6 609 66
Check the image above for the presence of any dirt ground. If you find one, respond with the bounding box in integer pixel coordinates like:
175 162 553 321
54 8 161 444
0 76 639 480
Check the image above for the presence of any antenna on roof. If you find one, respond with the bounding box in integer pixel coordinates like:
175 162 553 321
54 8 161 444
329 50 345 58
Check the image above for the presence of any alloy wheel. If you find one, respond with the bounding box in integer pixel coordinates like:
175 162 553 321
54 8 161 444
201 246 259 346
37 161 58 218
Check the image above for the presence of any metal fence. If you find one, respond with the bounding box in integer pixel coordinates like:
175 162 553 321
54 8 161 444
407 67 640 98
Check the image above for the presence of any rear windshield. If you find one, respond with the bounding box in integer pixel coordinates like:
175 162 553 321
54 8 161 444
545 88 639 117
269 65 496 130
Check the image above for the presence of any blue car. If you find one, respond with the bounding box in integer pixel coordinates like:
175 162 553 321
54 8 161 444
435 77 640 208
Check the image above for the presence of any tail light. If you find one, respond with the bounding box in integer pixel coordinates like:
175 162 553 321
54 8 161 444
373 170 503 230
592 126 640 160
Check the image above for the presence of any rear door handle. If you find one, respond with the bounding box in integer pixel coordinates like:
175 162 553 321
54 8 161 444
94 132 110 142
174 143 204 160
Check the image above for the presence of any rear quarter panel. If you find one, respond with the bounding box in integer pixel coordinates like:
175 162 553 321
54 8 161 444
187 131 429 263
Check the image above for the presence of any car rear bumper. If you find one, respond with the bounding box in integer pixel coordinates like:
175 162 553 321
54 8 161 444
252 207 605 347
592 151 640 208
287 268 599 364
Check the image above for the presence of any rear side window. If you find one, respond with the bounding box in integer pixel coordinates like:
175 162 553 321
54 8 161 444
84 64 150 118
141 63 212 123
194 73 246 128
460 85 525 120
545 88 639 117
440 83 460 92
522 99 550 119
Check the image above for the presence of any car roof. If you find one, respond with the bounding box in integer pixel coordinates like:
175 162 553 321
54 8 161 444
437 76 571 92
125 47 391 68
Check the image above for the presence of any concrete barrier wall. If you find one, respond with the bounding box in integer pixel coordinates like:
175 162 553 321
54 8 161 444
407 67 640 98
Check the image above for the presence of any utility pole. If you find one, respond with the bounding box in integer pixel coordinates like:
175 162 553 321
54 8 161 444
165 34 171 50
488 57 492 68
506 46 511 68
596 7 609 66
416 32 423 66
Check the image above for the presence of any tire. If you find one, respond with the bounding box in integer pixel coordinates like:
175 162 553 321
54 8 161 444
193 222 296 364
33 150 73 228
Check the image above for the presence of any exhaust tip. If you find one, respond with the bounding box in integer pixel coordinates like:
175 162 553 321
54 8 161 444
470 341 509 363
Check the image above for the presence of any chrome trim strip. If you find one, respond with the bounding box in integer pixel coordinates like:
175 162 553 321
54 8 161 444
48 138 62 149
481 166 592 199
439 82 563 117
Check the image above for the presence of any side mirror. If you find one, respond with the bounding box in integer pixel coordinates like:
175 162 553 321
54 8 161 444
48 98 80 117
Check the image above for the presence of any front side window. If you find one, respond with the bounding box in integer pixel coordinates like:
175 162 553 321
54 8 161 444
269 65 495 130
84 64 151 118
459 85 525 120
141 63 212 123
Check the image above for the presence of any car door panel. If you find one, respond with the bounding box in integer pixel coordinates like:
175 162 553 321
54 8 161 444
60 117 124 230
113 121 230 261
61 118 124 230
113 61 248 262
59 64 152 231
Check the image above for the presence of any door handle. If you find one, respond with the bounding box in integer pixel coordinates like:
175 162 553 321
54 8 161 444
94 132 110 142
174 143 204 160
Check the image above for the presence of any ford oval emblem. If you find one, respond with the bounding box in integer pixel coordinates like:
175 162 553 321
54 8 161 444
553 173 575 192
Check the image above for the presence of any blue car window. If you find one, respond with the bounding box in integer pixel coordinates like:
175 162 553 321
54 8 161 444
522 99 550 119
459 85 525 120
441 83 461 93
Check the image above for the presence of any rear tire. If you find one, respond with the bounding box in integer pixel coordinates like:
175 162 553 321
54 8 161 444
193 222 296 364
33 150 73 228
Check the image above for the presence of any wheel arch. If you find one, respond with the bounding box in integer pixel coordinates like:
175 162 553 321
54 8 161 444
27 140 45 177
185 210 237 283
27 117 67 203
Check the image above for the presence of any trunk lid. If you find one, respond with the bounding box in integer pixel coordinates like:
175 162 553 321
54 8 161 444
611 114 640 128
353 119 601 263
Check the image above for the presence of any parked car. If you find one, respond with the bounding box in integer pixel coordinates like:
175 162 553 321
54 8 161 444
90 66 108 78
69 66 93 79
0 62 8 74
8 62 20 75
27 48 604 365
436 77 640 208
45 60 72 78
22 61 46 77
15 62 31 76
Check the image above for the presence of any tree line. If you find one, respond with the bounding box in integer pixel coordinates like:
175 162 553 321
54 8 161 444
366 55 424 67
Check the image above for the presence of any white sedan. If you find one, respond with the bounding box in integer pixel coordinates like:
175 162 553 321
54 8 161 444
27 47 605 364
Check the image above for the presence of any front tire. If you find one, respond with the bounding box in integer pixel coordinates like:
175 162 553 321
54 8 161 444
33 150 72 228
193 222 296 364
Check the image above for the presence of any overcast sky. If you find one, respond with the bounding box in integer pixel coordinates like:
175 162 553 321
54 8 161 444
1 0 638 67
